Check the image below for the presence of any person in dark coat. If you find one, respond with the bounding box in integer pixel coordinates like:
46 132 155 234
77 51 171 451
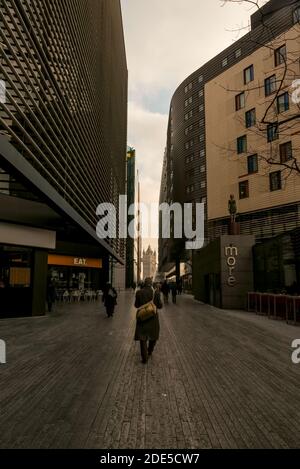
170 282 177 304
134 277 162 364
47 279 56 313
161 280 170 305
102 282 117 317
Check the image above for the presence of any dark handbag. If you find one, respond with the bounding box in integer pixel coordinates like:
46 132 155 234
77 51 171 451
136 290 157 323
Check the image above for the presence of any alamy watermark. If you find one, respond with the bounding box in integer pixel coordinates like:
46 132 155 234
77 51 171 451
96 196 205 250
292 339 300 365
0 79 6 104
0 339 6 364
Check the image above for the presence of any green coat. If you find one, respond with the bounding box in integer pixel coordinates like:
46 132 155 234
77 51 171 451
134 287 162 341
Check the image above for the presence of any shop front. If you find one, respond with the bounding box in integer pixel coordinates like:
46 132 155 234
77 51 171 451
48 255 103 302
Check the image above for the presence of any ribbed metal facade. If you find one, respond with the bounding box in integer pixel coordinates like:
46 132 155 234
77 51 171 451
0 0 127 260
159 0 300 272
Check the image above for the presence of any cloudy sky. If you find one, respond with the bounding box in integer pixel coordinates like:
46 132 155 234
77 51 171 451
121 0 267 252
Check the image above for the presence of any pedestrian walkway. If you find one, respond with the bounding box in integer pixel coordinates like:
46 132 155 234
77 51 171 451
0 293 300 449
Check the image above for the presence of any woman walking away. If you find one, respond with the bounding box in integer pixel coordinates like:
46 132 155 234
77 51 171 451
102 282 117 317
134 278 162 364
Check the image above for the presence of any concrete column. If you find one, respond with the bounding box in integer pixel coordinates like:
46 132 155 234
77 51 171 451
32 250 48 316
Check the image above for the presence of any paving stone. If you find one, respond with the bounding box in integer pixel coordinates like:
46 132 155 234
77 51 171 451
0 293 300 448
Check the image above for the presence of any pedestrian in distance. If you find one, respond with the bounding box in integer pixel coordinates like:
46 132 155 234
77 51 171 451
171 282 177 304
177 279 183 295
102 282 118 317
47 278 56 313
134 277 162 364
161 280 170 305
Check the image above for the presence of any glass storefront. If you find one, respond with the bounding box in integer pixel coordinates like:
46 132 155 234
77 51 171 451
47 255 103 302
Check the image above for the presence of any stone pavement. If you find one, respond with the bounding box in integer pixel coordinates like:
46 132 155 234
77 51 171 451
0 293 300 449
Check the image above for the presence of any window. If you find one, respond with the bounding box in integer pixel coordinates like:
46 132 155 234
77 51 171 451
239 180 249 199
265 75 276 96
200 165 206 173
270 171 282 191
198 75 203 83
222 57 228 67
199 118 204 127
184 82 193 93
293 7 300 24
280 141 293 163
247 154 258 174
267 123 279 142
277 92 289 113
200 149 205 158
235 48 242 58
199 103 204 112
244 65 254 84
185 110 193 120
235 92 245 111
245 108 256 128
237 135 247 154
185 125 193 136
275 45 286 66
185 154 194 164
186 184 195 194
199 89 204 98
201 197 207 204
184 96 192 107
200 181 206 189
199 134 204 143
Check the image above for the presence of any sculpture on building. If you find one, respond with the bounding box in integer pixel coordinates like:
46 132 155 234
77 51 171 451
228 194 237 223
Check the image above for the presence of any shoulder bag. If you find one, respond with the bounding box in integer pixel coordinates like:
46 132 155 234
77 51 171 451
136 289 157 323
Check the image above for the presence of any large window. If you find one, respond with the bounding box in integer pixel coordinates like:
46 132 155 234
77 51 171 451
0 246 32 289
239 180 249 199
245 108 256 128
237 135 247 154
280 141 293 163
275 45 287 67
247 154 258 174
265 75 276 96
270 171 282 191
277 92 289 113
267 123 279 142
235 92 245 111
244 65 254 84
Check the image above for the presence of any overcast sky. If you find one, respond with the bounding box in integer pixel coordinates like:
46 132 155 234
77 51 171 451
121 0 267 253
